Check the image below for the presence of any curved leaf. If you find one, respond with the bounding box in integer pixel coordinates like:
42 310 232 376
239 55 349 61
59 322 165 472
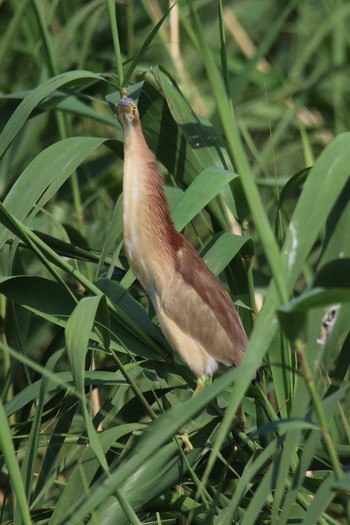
0 137 114 249
65 295 110 472
0 70 103 159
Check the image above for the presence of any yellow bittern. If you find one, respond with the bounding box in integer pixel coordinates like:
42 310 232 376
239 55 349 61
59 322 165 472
116 97 248 386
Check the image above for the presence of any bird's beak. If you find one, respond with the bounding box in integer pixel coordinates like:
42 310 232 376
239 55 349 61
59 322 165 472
115 98 137 126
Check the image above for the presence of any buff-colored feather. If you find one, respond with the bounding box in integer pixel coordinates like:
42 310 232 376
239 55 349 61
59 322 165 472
116 98 247 379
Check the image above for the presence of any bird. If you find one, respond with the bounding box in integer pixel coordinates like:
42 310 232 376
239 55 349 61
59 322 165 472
115 96 248 390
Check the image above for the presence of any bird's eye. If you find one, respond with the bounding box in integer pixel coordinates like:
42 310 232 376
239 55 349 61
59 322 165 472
131 104 137 115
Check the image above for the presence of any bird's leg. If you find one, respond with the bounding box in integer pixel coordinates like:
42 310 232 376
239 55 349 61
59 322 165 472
193 375 206 396
179 375 207 452
179 429 193 453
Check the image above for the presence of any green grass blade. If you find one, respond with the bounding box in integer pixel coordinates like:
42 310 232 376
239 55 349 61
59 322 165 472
171 167 236 231
0 70 103 160
0 137 111 249
65 295 110 472
0 399 31 525
15 350 63 522
50 366 253 523
187 2 288 303
282 132 350 287
106 0 124 90
123 7 174 88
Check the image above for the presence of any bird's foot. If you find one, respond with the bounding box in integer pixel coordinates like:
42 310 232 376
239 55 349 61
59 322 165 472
193 375 206 395
179 428 193 453
233 403 247 433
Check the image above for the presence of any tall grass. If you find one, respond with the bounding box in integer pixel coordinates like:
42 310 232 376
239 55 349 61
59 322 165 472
0 1 350 524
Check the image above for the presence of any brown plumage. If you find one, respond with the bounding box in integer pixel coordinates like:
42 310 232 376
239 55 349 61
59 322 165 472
116 97 247 380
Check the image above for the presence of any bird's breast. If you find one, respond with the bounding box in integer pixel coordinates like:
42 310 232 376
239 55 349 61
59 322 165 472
123 170 152 290
122 157 173 298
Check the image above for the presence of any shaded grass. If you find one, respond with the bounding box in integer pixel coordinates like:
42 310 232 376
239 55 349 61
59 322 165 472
0 1 350 524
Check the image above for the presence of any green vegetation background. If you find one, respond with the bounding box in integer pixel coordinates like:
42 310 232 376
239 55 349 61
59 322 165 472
0 0 350 524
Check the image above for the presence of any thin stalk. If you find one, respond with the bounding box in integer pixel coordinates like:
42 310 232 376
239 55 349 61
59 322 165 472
110 351 157 420
220 106 287 303
241 224 257 316
331 0 346 135
126 0 135 58
216 193 242 235
0 400 32 525
286 474 334 525
0 294 15 417
30 0 56 77
187 0 289 305
106 0 126 95
31 0 85 240
0 341 76 401
0 0 30 67
245 260 257 315
217 0 229 96
114 487 143 525
295 339 343 480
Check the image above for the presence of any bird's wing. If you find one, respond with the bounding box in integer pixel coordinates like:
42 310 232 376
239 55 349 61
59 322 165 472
158 238 247 368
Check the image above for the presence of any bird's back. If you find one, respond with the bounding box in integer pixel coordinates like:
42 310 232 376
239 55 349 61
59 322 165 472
153 235 247 378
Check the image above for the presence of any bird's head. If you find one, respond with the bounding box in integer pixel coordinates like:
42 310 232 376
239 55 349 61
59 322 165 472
115 97 139 128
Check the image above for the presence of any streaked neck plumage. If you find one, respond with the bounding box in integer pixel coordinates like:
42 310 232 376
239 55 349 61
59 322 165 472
122 116 181 296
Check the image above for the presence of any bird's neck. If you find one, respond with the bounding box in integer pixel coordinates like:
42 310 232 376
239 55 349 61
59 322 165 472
122 123 181 293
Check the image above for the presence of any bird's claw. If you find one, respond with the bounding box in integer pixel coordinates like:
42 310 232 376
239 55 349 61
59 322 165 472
179 429 193 453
